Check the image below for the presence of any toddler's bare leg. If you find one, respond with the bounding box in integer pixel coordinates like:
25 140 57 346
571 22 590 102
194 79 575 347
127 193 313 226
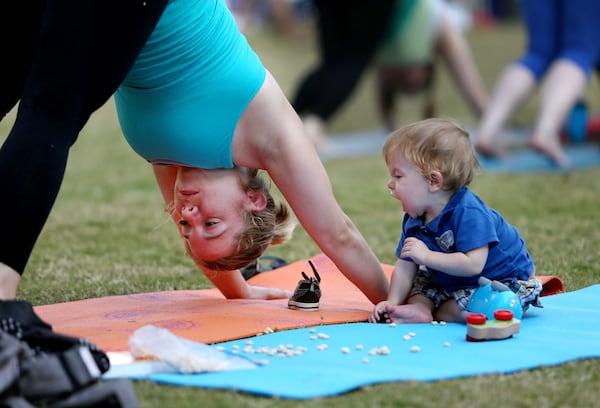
434 299 464 323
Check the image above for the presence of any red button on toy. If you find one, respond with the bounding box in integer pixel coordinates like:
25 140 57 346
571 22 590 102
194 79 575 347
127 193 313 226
494 309 514 321
466 313 487 325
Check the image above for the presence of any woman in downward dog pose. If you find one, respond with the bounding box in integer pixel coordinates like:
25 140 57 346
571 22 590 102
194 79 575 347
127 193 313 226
0 0 388 361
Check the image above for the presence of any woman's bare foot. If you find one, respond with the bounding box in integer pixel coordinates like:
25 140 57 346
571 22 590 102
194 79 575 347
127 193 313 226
380 303 433 324
529 135 571 168
0 263 21 300
475 139 506 159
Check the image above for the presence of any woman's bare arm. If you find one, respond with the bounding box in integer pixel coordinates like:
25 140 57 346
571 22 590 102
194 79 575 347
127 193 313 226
233 73 390 304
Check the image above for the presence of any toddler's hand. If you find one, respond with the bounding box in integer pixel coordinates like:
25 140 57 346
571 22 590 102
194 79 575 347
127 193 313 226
369 301 392 323
400 237 429 265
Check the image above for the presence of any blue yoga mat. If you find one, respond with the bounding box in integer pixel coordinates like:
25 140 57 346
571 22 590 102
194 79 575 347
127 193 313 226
478 144 600 173
321 128 600 173
106 285 600 399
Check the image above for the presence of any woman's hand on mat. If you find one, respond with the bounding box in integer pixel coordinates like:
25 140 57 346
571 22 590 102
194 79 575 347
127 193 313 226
246 285 293 300
202 267 292 299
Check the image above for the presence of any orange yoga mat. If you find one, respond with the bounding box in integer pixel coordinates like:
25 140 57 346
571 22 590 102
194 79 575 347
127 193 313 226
34 253 563 352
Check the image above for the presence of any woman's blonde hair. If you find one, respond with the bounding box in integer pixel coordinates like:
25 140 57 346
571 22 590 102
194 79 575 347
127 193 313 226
382 118 480 191
189 168 296 271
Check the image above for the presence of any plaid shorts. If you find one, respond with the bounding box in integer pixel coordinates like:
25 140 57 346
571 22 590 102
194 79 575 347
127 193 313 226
409 267 544 312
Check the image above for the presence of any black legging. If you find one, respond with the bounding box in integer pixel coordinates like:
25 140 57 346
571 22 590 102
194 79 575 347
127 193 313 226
291 0 396 121
0 0 169 274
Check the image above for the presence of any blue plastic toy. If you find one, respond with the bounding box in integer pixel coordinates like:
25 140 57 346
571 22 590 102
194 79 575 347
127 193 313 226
565 99 588 143
465 310 520 342
466 277 523 320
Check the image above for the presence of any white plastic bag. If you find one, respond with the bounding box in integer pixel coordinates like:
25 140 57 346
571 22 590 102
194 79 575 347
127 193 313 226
128 325 257 374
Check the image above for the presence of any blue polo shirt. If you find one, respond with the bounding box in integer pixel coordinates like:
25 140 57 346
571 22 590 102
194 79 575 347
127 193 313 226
396 187 535 292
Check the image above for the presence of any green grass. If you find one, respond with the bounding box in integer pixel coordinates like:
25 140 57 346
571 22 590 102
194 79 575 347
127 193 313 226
1 19 599 408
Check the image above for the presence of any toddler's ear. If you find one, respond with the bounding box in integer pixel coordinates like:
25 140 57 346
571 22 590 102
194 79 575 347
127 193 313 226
428 170 444 191
246 190 267 211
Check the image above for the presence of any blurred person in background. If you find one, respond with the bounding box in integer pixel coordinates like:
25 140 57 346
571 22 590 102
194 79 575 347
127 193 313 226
373 0 488 131
475 0 600 167
290 0 396 146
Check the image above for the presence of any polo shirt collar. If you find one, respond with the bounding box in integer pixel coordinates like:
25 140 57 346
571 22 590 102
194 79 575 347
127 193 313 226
404 187 468 234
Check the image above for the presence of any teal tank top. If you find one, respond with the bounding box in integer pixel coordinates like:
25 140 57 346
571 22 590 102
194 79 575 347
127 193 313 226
114 0 266 168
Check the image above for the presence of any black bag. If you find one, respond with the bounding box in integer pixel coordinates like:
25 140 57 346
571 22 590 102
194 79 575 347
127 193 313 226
0 301 137 407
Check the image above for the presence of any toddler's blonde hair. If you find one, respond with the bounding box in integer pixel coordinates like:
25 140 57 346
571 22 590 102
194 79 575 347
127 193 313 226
383 118 480 191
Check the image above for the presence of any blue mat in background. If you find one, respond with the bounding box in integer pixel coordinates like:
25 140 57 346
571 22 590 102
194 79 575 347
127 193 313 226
108 285 600 399
321 128 600 173
478 144 600 173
